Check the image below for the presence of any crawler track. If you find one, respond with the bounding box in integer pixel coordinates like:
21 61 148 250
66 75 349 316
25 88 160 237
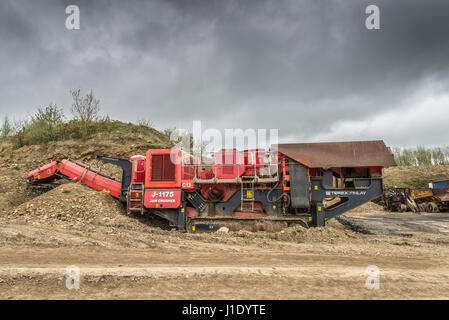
187 215 310 232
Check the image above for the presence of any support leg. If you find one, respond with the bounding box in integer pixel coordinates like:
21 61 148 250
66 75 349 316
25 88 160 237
311 203 325 227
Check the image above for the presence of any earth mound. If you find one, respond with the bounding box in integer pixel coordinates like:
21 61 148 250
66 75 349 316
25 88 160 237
8 183 125 223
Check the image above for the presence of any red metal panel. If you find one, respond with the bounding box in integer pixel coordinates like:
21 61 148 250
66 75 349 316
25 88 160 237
130 155 146 183
163 154 175 181
180 153 196 190
146 149 182 189
212 149 245 179
151 154 176 181
59 160 122 199
27 161 60 182
151 155 163 181
242 149 272 176
144 189 182 208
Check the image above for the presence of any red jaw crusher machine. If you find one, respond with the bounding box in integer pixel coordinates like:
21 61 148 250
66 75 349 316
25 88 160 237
27 140 396 231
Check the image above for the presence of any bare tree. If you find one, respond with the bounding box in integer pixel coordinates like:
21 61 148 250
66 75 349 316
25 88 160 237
70 89 100 122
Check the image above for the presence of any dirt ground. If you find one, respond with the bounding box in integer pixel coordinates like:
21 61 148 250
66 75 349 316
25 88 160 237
1 183 449 299
1 144 449 299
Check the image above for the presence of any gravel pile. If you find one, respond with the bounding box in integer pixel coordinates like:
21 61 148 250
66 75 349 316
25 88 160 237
348 201 384 213
8 183 125 222
277 219 358 243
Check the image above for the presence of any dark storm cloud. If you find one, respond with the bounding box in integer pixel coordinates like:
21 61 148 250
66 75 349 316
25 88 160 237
1 0 449 147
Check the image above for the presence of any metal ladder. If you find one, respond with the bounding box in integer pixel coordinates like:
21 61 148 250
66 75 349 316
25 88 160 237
240 181 255 212
127 183 144 214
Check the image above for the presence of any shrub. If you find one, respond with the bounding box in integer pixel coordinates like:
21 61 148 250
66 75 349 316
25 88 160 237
393 146 449 166
0 116 13 138
137 118 153 128
25 104 64 144
11 119 30 148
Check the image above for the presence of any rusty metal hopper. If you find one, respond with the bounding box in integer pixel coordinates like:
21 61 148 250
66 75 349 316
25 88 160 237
276 140 397 169
433 188 449 202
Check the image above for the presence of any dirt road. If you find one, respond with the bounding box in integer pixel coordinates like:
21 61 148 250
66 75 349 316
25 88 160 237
340 213 449 236
1 246 448 299
1 210 449 299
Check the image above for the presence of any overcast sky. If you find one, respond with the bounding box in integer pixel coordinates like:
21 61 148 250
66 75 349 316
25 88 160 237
1 0 448 147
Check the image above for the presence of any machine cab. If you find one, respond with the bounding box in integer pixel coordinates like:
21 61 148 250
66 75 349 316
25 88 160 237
130 155 146 183
127 155 146 214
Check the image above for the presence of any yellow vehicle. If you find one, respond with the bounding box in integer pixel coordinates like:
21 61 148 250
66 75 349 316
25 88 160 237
410 188 448 212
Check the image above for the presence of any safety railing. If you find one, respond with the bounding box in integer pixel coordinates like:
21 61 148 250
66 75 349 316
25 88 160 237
180 150 279 184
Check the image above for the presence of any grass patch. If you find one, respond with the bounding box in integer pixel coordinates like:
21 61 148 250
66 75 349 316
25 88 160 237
269 234 279 240
383 165 449 189
62 190 71 194
11 119 173 149
392 241 411 246
13 165 20 170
